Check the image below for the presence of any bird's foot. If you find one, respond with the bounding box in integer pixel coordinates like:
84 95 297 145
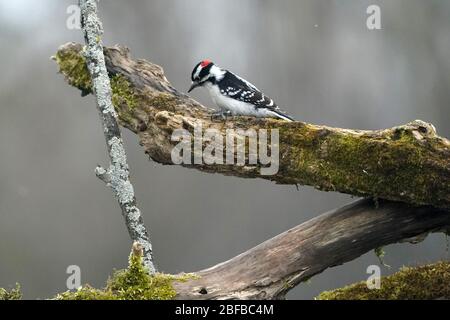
210 110 232 122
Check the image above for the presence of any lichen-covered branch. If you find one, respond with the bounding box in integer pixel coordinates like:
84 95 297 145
173 199 450 299
55 42 450 209
78 0 156 273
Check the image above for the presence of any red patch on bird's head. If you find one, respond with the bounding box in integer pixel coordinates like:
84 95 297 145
200 59 212 68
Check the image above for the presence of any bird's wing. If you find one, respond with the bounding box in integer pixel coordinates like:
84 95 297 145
222 71 280 111
230 71 260 91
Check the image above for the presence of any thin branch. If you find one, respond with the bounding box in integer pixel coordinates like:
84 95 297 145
55 43 450 209
79 0 156 273
173 199 450 299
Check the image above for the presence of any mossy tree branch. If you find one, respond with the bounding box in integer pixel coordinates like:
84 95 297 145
55 42 450 209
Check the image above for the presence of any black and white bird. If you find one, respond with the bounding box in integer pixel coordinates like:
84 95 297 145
188 60 294 121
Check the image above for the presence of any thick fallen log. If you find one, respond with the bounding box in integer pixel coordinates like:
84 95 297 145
172 199 450 299
54 42 450 209
50 199 450 300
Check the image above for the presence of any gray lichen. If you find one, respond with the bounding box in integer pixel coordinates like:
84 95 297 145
79 0 156 273
107 137 135 205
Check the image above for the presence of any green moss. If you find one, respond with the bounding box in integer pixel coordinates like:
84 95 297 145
147 93 178 112
0 284 22 300
317 261 450 300
55 251 196 300
278 123 449 207
55 46 183 132
109 74 140 127
56 47 140 127
110 74 137 111
109 76 180 129
374 247 390 268
56 48 92 95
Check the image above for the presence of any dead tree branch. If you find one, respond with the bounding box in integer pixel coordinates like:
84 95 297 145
173 199 450 299
79 1 156 273
55 43 450 209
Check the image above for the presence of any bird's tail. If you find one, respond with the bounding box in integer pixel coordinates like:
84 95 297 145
271 109 295 122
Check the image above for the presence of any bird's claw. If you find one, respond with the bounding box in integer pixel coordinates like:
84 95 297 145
210 111 232 122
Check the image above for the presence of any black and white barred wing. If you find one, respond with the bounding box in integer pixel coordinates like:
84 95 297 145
222 71 277 109
223 71 294 121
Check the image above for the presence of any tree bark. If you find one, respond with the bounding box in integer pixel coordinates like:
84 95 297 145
55 43 450 209
172 199 450 299
78 1 156 273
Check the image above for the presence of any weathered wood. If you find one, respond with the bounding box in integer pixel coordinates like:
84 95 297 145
172 199 450 300
55 43 450 209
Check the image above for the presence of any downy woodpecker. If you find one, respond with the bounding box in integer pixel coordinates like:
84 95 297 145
188 60 294 121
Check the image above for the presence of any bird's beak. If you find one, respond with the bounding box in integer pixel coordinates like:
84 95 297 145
188 82 200 93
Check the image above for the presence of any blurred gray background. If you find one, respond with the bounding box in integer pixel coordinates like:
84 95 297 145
0 0 449 299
